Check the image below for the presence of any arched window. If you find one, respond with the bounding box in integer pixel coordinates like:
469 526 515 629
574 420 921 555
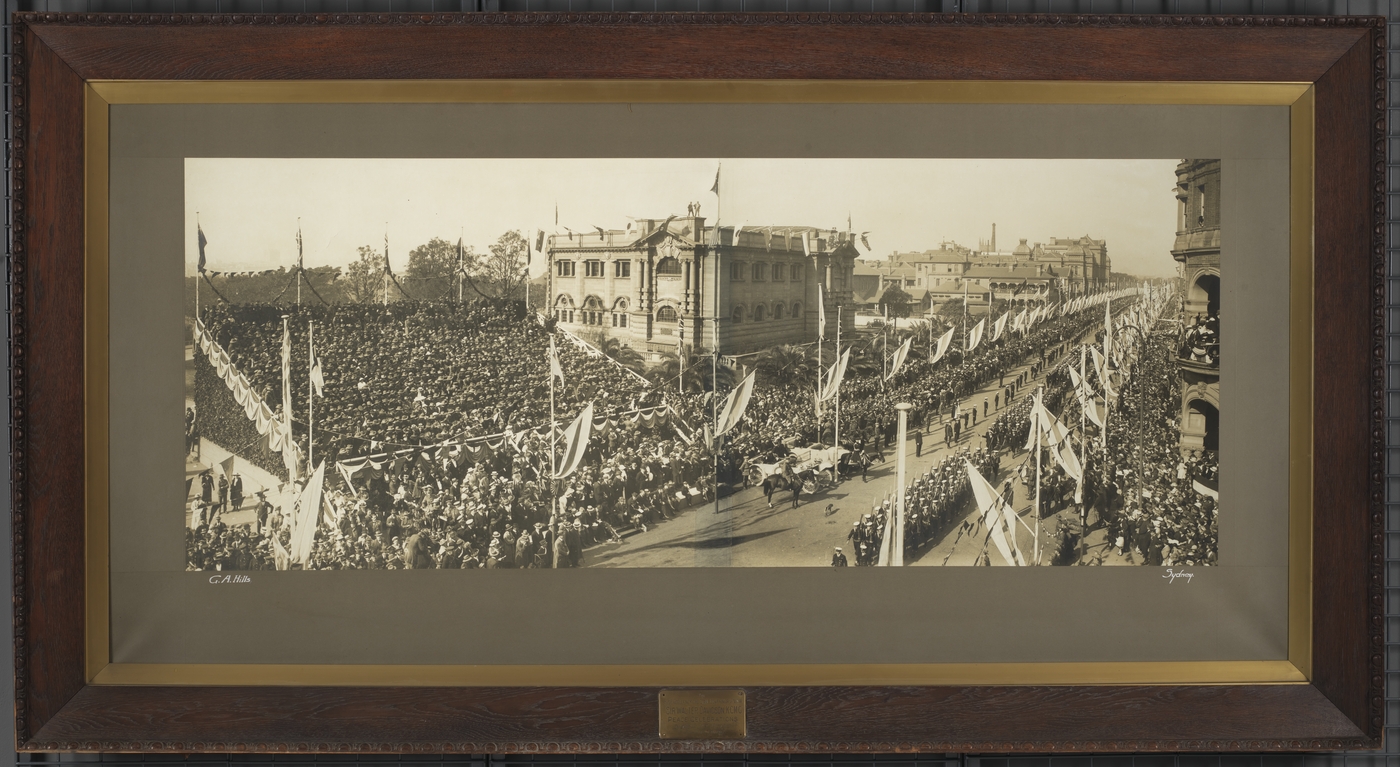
790 302 801 318
656 257 682 275
773 303 785 320
583 296 605 326
612 297 630 328
753 304 767 321
554 294 575 324
732 305 745 323
656 306 679 323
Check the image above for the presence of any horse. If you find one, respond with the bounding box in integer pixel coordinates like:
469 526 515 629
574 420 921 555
761 473 789 508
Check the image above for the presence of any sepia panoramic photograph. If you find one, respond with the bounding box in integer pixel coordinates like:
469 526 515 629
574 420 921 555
183 157 1219 571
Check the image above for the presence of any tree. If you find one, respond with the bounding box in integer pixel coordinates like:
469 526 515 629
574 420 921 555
599 337 645 374
755 344 815 383
343 245 385 304
477 230 530 300
879 284 913 320
403 237 471 299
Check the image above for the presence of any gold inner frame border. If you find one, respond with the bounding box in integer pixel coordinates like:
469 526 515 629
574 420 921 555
83 79 1315 688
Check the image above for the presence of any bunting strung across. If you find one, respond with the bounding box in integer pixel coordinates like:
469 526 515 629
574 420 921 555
964 460 1025 566
554 402 595 479
715 370 757 437
932 327 955 364
819 348 851 402
885 337 913 381
1014 308 1027 333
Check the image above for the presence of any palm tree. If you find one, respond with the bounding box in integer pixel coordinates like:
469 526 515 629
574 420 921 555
652 347 737 394
599 337 645 375
755 344 817 387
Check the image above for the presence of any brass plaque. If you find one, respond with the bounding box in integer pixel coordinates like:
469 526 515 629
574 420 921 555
658 689 746 739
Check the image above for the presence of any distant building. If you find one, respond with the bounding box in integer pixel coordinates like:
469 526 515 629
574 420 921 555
548 214 858 356
1172 159 1221 454
872 229 1112 315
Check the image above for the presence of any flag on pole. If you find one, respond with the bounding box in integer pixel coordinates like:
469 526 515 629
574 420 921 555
967 318 986 353
197 224 208 272
456 237 465 274
992 312 1008 342
819 348 851 402
548 336 565 386
802 231 811 257
1104 297 1113 360
716 370 757 436
289 461 327 565
710 166 721 195
885 337 913 381
965 460 1025 566
280 318 297 478
384 231 393 276
535 229 545 253
860 232 871 250
554 402 595 479
932 327 954 364
310 355 325 397
818 283 827 340
1069 367 1105 428
219 454 236 481
296 224 304 270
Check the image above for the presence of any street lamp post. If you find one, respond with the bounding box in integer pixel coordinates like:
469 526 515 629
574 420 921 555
893 402 911 567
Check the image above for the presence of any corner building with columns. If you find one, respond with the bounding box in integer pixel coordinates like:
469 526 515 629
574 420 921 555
1172 158 1221 454
547 214 858 357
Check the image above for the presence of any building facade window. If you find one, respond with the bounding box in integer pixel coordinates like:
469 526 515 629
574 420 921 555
732 305 745 322
752 263 768 281
791 265 803 281
753 304 767 321
730 262 746 281
656 257 682 275
656 305 679 323
773 303 785 320
612 297 630 328
790 301 801 318
614 260 631 278
582 296 606 326
584 260 604 278
556 260 575 277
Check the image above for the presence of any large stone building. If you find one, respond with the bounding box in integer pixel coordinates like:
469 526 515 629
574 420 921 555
548 214 858 356
1172 159 1221 453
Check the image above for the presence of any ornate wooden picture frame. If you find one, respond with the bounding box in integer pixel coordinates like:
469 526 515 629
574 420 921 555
10 13 1386 752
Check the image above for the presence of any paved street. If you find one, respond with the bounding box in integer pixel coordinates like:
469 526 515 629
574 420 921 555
589 335 1116 568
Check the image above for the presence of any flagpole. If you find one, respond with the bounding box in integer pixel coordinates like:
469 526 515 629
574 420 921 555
712 163 721 514
1034 386 1043 566
835 304 842 453
308 319 314 470
383 225 390 307
550 340 558 568
296 218 303 308
1079 344 1087 563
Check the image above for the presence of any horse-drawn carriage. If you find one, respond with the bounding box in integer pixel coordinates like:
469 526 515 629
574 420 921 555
743 443 853 505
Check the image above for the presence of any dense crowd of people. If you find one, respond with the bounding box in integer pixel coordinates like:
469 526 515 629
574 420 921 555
186 288 1215 571
719 301 1133 482
1180 312 1220 367
190 300 717 570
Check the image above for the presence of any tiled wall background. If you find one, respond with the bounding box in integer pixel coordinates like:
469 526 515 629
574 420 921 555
4 0 1396 763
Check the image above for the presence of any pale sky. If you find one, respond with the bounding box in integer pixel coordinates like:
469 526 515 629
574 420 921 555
185 158 1184 279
